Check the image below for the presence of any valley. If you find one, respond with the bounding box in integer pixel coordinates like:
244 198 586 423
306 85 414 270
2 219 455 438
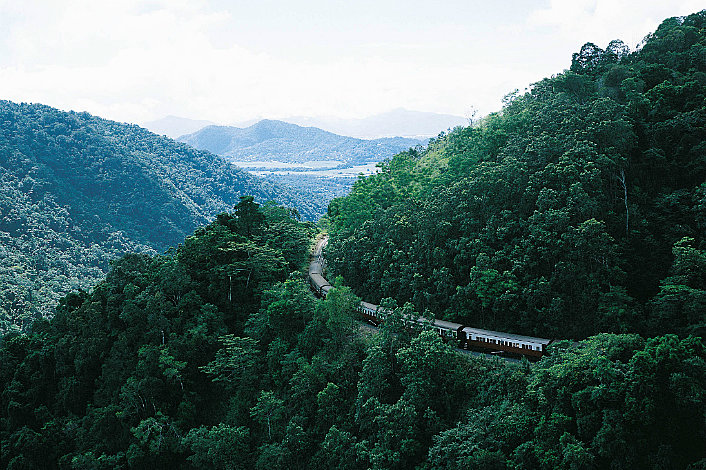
1 7 706 470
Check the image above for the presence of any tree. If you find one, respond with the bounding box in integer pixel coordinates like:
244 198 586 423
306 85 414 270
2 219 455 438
234 196 265 237
571 42 605 74
250 391 285 442
183 424 250 470
200 335 259 390
651 237 706 335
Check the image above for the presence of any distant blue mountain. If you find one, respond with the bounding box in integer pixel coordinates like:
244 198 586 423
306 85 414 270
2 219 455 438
178 119 423 166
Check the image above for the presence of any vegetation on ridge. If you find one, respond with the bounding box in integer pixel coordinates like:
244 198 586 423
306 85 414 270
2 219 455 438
326 11 706 340
0 102 324 333
1 10 706 470
1 200 705 469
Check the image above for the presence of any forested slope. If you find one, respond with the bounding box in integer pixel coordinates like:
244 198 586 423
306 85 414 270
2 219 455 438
2 11 706 470
327 11 706 340
2 199 705 469
0 101 323 333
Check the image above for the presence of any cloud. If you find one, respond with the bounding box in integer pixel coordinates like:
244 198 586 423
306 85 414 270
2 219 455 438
1 1 703 125
1 1 516 123
527 0 703 49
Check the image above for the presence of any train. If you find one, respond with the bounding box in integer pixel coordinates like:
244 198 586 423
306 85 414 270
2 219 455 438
309 237 553 360
308 238 332 297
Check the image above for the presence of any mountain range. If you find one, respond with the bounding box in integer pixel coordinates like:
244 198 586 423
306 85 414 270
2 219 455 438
143 109 467 140
178 119 422 167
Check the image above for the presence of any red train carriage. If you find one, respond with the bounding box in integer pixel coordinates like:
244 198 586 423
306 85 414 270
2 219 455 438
358 301 384 325
309 236 552 360
459 326 552 359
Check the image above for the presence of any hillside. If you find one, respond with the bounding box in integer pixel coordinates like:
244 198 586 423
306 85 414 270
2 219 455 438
327 11 706 340
1 146 705 470
0 101 320 333
3 11 706 469
178 119 422 166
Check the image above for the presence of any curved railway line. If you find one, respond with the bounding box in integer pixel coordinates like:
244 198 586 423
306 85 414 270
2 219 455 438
309 236 553 361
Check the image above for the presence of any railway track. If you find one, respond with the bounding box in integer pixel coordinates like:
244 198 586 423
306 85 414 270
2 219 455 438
309 235 550 361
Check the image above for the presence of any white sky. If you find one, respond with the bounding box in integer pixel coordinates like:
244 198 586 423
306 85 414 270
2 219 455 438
0 0 702 125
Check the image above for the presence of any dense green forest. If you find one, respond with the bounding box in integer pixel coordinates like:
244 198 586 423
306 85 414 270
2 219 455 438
2 10 706 470
2 199 706 469
327 11 706 340
0 102 326 334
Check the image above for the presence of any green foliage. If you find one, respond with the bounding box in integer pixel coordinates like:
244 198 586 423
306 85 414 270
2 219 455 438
0 101 320 334
3 11 706 470
651 237 706 335
200 335 258 387
183 423 250 470
0 201 319 467
326 10 706 340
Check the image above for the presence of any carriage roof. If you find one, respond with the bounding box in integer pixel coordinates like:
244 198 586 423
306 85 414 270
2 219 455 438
461 326 551 345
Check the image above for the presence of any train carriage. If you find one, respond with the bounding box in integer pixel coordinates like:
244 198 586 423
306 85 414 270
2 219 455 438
358 301 383 325
427 319 464 344
309 236 552 360
308 260 331 297
459 326 552 358
439 320 464 344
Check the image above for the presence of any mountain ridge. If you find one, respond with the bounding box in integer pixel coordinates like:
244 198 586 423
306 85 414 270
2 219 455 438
144 108 467 141
178 119 422 166
0 100 320 332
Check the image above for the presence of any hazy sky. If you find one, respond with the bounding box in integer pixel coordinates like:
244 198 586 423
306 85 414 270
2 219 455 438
0 0 702 125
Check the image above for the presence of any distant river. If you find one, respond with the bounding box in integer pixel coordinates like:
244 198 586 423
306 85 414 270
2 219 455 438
231 160 381 178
